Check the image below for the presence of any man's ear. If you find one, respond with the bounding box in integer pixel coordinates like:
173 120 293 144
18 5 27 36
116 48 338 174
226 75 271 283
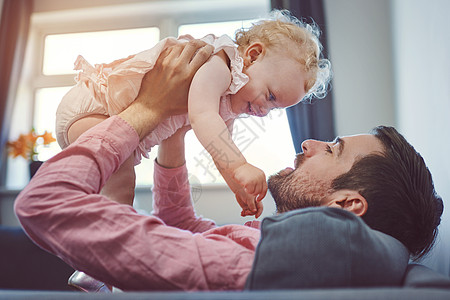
325 189 368 217
243 42 265 67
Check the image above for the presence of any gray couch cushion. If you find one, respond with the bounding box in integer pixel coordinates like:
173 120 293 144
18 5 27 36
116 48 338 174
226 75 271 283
403 263 450 288
245 207 410 289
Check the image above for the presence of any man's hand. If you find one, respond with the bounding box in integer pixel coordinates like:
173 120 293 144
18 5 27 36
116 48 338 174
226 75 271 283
119 40 214 139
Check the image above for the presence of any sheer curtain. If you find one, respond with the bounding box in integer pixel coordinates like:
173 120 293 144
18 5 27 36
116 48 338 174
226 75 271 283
271 0 335 153
0 0 33 185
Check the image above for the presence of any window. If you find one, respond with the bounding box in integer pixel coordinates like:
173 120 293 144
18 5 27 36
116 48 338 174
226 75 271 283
43 28 160 75
36 27 160 159
7 0 295 191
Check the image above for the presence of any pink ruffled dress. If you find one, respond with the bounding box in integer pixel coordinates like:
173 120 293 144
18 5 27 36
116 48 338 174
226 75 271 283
55 34 249 164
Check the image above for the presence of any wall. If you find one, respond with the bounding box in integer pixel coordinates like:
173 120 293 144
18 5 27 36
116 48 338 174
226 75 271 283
325 0 449 276
0 189 19 226
391 0 450 275
324 0 395 135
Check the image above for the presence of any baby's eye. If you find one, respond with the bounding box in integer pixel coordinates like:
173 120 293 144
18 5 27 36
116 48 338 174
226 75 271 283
325 145 333 154
268 92 276 102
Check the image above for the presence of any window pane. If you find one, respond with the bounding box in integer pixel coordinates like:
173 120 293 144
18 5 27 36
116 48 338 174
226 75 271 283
184 110 295 185
135 151 158 186
43 27 160 75
34 87 71 161
234 111 296 179
135 110 296 187
33 85 159 185
179 20 256 39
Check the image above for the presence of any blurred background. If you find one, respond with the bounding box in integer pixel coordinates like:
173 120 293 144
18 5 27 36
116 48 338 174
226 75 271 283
0 0 449 276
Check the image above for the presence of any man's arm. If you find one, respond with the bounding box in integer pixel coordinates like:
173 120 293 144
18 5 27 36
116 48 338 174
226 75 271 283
15 116 258 291
14 41 256 291
152 126 216 232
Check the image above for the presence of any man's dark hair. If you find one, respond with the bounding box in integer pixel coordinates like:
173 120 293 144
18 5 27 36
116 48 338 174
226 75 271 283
331 126 443 260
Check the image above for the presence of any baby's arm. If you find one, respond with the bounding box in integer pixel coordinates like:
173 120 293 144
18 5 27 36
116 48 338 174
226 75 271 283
223 119 264 217
188 51 266 217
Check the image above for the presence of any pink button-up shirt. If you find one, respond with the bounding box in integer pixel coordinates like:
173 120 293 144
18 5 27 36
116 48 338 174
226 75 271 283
14 116 261 291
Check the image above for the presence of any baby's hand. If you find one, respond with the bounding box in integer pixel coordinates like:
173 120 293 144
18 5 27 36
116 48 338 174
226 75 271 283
233 163 268 202
235 189 264 218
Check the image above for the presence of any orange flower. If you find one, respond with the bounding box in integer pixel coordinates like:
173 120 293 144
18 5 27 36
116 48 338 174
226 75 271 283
6 129 56 161
40 131 56 145
25 131 38 145
7 136 31 159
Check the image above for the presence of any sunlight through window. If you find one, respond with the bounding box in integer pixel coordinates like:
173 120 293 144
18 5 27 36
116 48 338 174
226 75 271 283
43 27 160 75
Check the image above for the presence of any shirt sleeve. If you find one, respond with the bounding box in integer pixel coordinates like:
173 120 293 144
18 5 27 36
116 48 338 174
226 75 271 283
152 161 216 233
14 116 256 291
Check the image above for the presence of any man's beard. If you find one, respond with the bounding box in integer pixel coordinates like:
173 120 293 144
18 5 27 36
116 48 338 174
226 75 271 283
268 154 332 214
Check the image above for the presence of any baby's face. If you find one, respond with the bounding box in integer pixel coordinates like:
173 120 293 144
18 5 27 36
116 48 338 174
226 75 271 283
230 50 307 116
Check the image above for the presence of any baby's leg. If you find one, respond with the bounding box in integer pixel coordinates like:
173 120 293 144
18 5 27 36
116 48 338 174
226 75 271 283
68 114 136 206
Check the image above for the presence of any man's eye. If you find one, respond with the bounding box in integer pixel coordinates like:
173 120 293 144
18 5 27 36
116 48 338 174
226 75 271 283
326 145 333 154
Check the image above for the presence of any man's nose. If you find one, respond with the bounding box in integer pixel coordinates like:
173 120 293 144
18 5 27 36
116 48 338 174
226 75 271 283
301 139 324 157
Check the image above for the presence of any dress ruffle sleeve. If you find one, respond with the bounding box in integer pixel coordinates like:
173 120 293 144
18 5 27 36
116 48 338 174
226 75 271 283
208 34 249 95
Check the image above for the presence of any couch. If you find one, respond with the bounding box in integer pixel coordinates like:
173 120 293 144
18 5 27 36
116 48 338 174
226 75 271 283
0 225 75 291
1 207 450 299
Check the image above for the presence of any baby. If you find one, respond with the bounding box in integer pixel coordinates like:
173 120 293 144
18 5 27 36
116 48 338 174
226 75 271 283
56 9 332 218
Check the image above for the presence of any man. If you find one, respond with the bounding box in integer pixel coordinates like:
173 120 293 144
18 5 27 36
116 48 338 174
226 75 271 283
14 40 443 291
269 126 443 260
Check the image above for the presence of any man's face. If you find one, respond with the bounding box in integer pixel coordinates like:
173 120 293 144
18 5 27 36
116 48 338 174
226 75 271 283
268 134 384 213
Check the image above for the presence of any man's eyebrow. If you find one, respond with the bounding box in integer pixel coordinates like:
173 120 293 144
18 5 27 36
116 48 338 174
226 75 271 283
334 137 345 157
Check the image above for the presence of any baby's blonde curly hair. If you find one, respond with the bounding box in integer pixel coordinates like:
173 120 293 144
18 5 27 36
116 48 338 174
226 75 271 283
235 10 332 100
